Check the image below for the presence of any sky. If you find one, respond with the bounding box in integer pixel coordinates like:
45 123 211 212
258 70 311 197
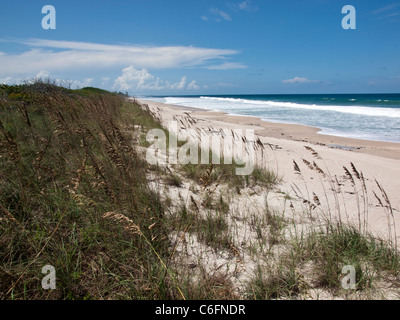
0 0 399 95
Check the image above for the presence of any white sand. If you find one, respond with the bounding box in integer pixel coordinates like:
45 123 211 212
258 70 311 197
133 98 400 299
138 98 400 244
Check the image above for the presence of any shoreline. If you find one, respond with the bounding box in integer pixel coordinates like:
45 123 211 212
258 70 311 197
136 97 400 299
140 99 400 160
137 98 400 243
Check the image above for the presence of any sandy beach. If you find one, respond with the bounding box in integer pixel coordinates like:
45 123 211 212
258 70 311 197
139 98 400 243
4 0 400 303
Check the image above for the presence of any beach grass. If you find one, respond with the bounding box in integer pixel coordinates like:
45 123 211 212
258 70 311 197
0 81 176 299
1 81 399 300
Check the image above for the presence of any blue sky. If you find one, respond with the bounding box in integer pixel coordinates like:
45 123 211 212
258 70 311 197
0 0 399 95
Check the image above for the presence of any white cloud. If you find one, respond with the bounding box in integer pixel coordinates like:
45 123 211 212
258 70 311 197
35 70 93 88
371 3 400 15
371 3 400 22
113 66 159 91
282 76 334 86
0 38 241 76
60 78 94 88
112 66 197 92
238 1 250 10
206 62 247 70
35 70 51 79
81 78 94 87
210 8 232 21
168 76 187 90
203 2 257 22
236 0 258 12
282 76 319 84
0 71 93 88
187 80 200 90
0 76 14 84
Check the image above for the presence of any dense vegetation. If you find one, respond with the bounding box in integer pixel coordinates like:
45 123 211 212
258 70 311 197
0 82 174 299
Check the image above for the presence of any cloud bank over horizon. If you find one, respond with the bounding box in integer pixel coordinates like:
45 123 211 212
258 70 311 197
0 38 244 92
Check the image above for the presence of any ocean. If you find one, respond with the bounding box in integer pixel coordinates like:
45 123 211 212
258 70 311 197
144 94 400 143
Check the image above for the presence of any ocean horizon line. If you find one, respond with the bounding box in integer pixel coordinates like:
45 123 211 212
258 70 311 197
143 93 400 144
142 92 400 98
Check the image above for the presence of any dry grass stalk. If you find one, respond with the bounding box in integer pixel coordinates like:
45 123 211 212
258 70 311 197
304 146 320 158
102 212 143 236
